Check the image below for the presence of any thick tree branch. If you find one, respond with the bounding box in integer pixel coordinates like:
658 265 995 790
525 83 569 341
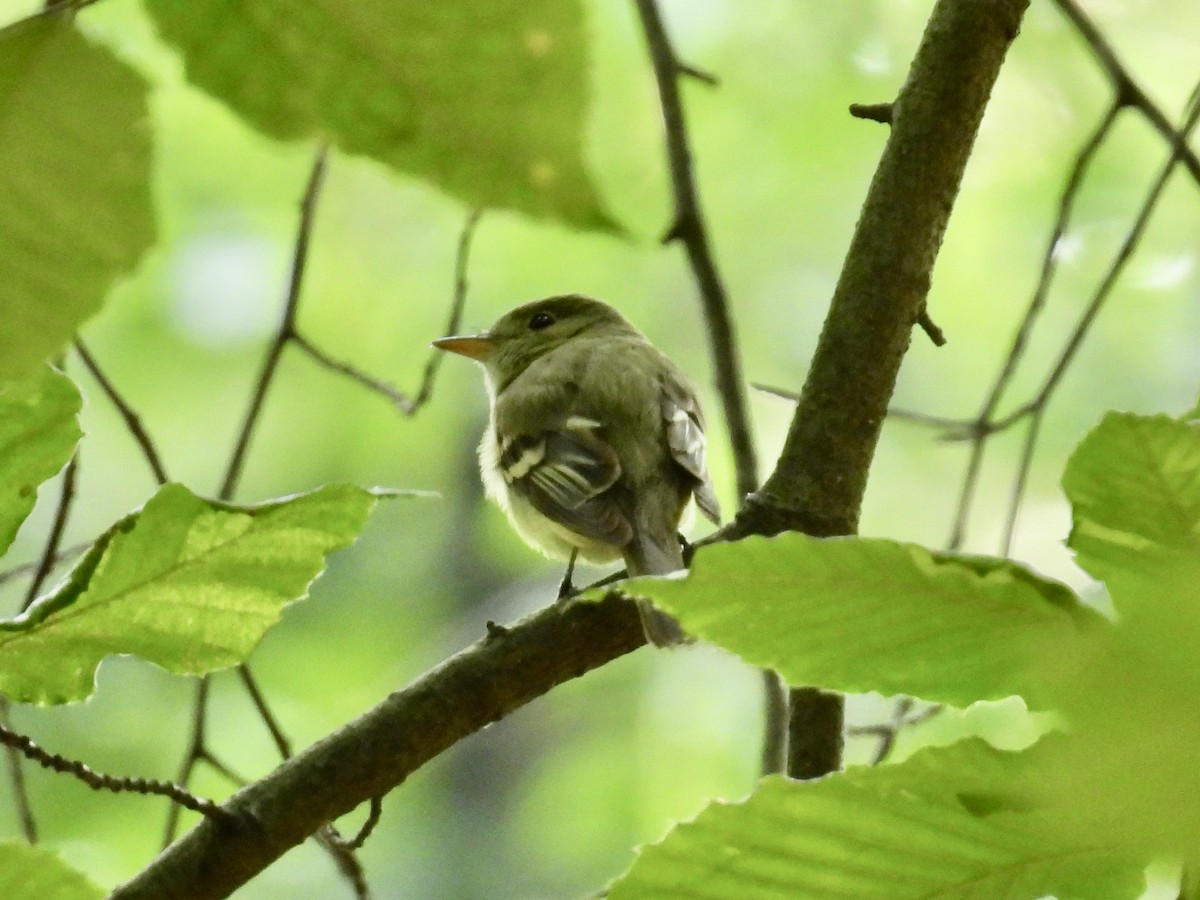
725 0 1030 778
110 594 645 899
731 0 1028 541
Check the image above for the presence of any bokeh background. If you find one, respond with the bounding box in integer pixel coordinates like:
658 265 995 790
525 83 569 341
0 0 1198 897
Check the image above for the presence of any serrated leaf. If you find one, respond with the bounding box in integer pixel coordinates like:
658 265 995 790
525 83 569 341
0 12 154 378
609 741 1145 900
1063 412 1200 583
0 367 81 556
0 841 104 900
0 482 377 704
145 0 617 231
622 534 1104 708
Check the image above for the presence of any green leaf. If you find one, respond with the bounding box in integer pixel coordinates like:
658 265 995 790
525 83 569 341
608 740 1145 900
0 482 378 704
0 12 154 379
1035 554 1200 858
145 0 617 231
623 534 1104 708
0 841 104 900
1063 412 1200 583
0 368 81 556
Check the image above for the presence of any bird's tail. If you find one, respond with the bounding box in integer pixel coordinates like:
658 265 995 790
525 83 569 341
624 526 687 648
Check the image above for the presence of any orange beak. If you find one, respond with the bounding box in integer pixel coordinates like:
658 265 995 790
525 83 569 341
431 333 495 361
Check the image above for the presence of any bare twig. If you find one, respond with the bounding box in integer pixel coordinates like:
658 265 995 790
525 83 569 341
289 333 412 409
0 700 37 843
1053 0 1200 187
916 309 946 346
0 543 89 590
847 699 944 766
346 797 383 850
849 102 894 124
948 80 1200 552
237 665 292 760
759 670 788 775
993 83 1200 553
632 0 759 502
403 208 483 415
21 453 78 612
946 100 1121 550
73 340 169 486
0 718 232 823
315 828 372 900
219 145 329 501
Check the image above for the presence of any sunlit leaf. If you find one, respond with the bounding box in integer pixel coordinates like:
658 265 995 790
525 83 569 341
1035 554 1200 859
622 534 1104 708
0 841 104 900
1063 412 1200 584
0 368 81 556
145 0 617 231
0 12 154 378
608 740 1145 900
0 482 378 704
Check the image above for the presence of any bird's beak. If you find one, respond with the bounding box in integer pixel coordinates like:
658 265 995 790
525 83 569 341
431 333 495 361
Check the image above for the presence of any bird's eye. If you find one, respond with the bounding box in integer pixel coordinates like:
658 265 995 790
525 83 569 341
528 312 555 330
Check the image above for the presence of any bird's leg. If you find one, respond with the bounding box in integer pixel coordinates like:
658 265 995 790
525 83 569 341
557 549 579 601
679 533 695 566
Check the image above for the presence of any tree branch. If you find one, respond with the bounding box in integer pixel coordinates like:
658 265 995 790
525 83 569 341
632 0 759 502
732 0 1029 541
110 593 645 900
1052 0 1200 187
725 0 1030 779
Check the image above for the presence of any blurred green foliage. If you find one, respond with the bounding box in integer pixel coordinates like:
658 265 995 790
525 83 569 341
0 0 1196 897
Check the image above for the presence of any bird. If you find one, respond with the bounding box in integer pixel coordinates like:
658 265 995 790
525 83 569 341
432 294 721 646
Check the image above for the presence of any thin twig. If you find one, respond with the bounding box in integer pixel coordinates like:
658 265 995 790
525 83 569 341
74 339 169 486
759 670 788 775
164 678 212 846
1001 414 1042 557
290 333 411 409
21 453 78 611
291 208 483 417
945 99 1122 551
847 699 944 766
405 208 483 415
993 83 1200 552
1053 0 1200 187
315 828 372 900
916 308 946 346
755 384 973 432
346 797 383 850
0 718 232 822
0 700 37 843
631 0 759 502
237 665 292 759
219 145 329 501
0 542 89 590
849 102 894 124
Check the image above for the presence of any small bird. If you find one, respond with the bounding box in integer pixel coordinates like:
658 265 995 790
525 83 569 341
432 295 721 646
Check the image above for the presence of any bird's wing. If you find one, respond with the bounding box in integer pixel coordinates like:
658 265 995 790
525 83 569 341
661 380 722 525
499 416 633 546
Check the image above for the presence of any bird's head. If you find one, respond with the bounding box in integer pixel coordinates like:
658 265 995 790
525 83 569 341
432 295 636 391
